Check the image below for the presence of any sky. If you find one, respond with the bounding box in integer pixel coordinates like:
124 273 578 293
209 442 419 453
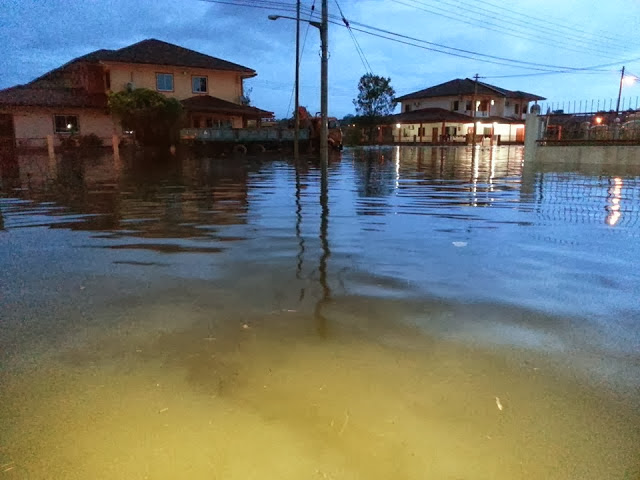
1 0 640 118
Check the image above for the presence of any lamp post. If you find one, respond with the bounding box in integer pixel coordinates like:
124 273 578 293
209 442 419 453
268 0 328 168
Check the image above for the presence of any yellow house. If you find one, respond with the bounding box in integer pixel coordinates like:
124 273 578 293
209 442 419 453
0 39 272 149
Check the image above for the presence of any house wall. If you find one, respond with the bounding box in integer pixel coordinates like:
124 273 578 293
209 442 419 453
105 63 243 103
391 121 525 143
393 122 474 143
2 108 117 148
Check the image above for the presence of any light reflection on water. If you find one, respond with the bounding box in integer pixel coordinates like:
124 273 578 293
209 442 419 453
0 146 639 479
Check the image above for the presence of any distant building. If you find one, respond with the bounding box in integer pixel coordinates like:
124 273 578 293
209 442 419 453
0 39 272 149
390 78 545 144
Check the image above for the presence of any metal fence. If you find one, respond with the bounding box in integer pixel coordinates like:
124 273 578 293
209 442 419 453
539 97 640 114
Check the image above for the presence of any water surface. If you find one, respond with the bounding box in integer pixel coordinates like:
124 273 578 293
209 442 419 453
1 146 639 479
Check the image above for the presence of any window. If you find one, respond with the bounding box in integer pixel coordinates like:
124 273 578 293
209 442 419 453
192 76 207 93
514 104 520 114
54 115 79 133
404 104 412 113
156 73 174 92
451 100 459 111
465 100 472 111
523 105 528 114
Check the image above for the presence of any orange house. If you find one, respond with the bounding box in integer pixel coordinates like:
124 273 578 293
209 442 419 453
0 39 273 149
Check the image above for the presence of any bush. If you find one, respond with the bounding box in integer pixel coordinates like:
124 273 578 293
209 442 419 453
109 88 183 146
78 133 103 149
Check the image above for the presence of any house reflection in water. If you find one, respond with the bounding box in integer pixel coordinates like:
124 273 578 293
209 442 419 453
0 151 252 251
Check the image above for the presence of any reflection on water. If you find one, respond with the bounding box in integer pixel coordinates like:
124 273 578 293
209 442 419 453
1 146 639 479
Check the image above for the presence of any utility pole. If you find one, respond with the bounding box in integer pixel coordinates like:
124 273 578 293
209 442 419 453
616 66 625 116
320 0 329 169
294 0 301 159
472 73 479 145
472 73 479 119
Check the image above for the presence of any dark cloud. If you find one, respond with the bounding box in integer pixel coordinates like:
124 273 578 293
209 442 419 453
2 0 639 117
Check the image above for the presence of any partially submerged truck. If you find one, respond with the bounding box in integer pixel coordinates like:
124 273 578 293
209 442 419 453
180 109 343 155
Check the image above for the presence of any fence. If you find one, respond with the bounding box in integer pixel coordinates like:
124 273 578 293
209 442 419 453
538 96 640 115
539 111 640 144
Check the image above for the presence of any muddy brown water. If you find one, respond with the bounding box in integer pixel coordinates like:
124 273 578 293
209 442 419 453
0 146 639 479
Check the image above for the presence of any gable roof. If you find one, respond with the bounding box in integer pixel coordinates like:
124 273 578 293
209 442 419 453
395 78 545 102
27 39 256 87
181 95 273 118
97 39 256 76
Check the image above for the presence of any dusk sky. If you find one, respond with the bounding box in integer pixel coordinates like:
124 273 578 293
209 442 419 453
2 0 639 118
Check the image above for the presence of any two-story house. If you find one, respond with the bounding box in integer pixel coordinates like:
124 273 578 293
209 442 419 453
0 39 272 149
391 78 545 144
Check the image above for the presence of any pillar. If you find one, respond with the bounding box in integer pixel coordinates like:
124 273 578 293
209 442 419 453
524 104 543 163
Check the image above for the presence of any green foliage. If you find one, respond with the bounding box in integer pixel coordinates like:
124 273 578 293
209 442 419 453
108 88 183 146
78 133 103 149
353 74 396 122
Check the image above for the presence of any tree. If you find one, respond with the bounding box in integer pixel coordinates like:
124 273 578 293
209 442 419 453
353 74 396 118
108 88 183 146
240 87 253 106
353 74 396 142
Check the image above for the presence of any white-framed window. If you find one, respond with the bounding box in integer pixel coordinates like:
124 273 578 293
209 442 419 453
156 73 174 92
192 76 208 93
54 115 79 134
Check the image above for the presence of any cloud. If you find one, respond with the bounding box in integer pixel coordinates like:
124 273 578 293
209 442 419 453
1 0 639 117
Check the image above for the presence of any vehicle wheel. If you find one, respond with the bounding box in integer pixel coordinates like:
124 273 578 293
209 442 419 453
233 144 247 155
251 144 266 154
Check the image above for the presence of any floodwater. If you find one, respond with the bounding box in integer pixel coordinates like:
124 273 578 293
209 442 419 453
0 145 639 479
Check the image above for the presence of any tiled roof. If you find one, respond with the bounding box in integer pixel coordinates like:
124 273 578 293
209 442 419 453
0 86 108 109
389 107 474 123
181 95 273 118
28 39 256 87
396 78 545 102
97 39 256 76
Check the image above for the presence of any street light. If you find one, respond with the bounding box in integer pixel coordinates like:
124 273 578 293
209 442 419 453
268 2 329 168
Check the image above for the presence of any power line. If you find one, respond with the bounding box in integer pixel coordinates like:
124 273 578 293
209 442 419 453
333 0 372 73
198 0 639 76
393 0 626 60
476 0 629 47
429 0 633 55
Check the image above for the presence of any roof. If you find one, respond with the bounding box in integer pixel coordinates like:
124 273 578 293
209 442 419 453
27 39 256 86
395 78 545 102
0 86 108 109
181 95 273 118
97 39 256 76
389 107 474 123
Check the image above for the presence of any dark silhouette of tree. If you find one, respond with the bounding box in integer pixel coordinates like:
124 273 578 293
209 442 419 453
109 88 183 146
353 74 396 142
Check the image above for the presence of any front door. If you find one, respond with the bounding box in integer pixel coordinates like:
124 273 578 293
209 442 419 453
431 127 438 143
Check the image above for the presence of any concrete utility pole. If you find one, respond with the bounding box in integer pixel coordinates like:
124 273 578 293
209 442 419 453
294 0 301 159
616 66 625 116
320 0 329 168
